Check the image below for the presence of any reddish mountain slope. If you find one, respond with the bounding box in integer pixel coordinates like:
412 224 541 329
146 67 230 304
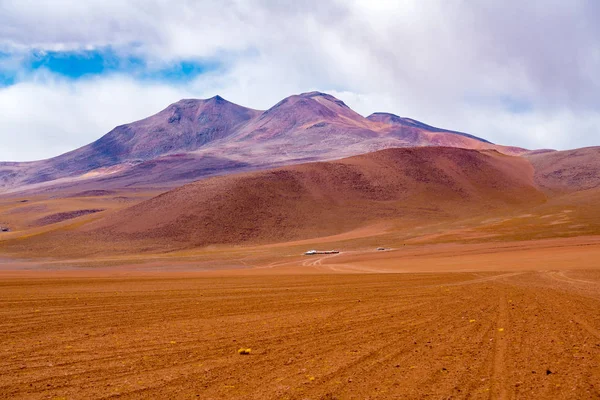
236 92 371 142
367 112 492 143
527 147 600 194
0 92 526 194
367 113 526 155
84 147 544 250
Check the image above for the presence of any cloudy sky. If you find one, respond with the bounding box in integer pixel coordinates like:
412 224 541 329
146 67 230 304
0 0 599 161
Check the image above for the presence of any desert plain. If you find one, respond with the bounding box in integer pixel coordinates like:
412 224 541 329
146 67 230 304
1 192 600 399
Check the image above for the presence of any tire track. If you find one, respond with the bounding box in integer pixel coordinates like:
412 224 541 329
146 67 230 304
491 291 509 400
571 315 600 340
552 271 599 286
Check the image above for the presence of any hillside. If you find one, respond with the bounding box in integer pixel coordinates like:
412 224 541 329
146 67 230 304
5 144 600 259
527 147 600 194
78 147 544 251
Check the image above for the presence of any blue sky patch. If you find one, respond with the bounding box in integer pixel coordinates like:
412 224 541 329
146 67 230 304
30 49 116 78
0 72 15 86
0 46 216 86
146 61 214 82
499 95 533 114
0 51 16 86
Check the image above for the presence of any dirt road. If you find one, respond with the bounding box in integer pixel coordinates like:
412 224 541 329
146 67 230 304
1 268 600 399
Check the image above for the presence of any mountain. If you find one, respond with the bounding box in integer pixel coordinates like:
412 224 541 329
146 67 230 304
0 91 527 194
74 95 260 164
0 96 260 189
236 92 371 141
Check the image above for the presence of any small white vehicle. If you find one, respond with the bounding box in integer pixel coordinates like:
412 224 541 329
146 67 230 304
304 250 339 255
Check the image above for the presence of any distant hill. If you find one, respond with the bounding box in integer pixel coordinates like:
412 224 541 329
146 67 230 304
83 146 545 250
527 147 600 194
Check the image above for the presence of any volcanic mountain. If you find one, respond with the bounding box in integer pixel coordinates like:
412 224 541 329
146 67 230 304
0 91 526 194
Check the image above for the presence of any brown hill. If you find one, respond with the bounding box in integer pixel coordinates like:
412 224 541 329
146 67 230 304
527 146 600 194
82 147 544 251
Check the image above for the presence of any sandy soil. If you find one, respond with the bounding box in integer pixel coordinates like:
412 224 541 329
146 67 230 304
1 237 600 399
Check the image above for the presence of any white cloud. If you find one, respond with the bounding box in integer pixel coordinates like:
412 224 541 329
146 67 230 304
0 0 599 160
0 74 194 161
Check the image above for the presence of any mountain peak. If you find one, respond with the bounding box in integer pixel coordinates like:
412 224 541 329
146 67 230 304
166 95 236 109
169 98 203 108
256 91 362 129
367 112 404 124
207 94 227 103
299 91 329 98
298 91 350 108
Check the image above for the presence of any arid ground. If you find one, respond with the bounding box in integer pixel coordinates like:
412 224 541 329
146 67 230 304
1 146 599 399
1 236 600 399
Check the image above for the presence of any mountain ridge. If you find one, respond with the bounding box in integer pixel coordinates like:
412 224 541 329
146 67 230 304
0 91 528 194
367 112 493 144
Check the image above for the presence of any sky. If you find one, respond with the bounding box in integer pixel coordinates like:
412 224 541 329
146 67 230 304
0 0 599 161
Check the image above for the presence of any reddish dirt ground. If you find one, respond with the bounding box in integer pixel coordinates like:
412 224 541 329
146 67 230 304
1 238 600 399
0 146 599 399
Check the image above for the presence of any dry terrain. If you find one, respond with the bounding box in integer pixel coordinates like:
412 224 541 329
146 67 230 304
0 145 599 399
1 239 600 399
0 147 550 257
